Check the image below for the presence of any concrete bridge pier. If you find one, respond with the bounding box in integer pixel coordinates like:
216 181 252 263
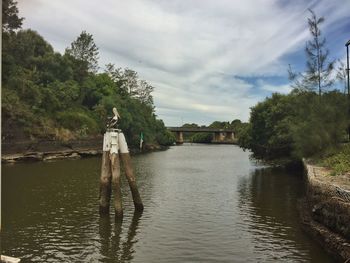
176 131 184 144
213 132 225 142
167 127 235 144
226 132 234 140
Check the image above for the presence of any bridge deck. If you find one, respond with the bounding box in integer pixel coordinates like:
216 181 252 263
167 127 235 133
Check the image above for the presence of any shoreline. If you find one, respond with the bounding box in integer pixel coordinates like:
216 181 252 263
1 138 168 164
300 160 350 262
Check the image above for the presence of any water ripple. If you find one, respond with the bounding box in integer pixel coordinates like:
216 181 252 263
2 145 333 262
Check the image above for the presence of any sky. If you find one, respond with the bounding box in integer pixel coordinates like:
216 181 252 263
18 0 350 126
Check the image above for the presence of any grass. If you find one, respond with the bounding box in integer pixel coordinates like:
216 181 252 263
320 144 350 176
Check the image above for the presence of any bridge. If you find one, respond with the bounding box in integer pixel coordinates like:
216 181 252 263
167 127 236 144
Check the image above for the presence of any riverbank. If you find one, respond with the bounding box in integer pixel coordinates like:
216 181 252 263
300 161 350 262
1 138 168 164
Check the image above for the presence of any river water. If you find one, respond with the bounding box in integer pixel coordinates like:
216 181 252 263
2 144 333 262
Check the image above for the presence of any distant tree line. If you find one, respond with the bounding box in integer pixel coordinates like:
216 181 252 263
239 10 349 164
1 0 175 147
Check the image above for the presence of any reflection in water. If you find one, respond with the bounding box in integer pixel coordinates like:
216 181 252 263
2 145 333 262
99 211 143 262
237 167 324 262
99 215 113 260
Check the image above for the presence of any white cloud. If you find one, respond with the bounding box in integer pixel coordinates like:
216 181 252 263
18 0 350 125
260 84 292 94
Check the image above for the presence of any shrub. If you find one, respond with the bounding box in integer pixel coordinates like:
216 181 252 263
57 111 98 135
191 132 213 143
321 144 350 175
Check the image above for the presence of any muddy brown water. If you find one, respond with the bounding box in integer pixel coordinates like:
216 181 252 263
2 144 334 262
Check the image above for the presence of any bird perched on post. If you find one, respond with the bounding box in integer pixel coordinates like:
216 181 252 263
107 107 121 129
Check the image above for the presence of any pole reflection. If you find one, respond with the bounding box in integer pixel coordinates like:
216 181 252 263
99 210 143 262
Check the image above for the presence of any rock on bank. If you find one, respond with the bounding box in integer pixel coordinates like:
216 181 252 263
300 161 350 262
1 137 167 163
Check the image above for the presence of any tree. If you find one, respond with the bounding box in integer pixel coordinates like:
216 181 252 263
105 63 122 82
105 65 138 95
239 91 348 163
105 63 128 95
289 9 334 95
105 64 154 106
65 31 99 73
2 0 23 33
137 80 154 106
209 121 227 129
336 60 347 94
1 3 171 146
290 91 348 158
239 93 295 161
122 68 139 96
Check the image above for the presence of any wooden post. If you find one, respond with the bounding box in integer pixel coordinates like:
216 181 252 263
99 132 112 215
99 128 143 217
120 153 144 211
110 152 123 217
118 133 144 212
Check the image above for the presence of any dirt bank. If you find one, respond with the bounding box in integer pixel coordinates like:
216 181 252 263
301 161 350 262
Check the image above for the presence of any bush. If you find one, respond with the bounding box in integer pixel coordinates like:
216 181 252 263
191 132 213 143
321 144 350 175
2 27 177 147
156 130 176 146
57 111 98 135
239 91 349 163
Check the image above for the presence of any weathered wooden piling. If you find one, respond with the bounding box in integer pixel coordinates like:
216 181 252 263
99 133 112 214
110 153 123 217
99 108 143 217
110 131 123 217
120 153 144 211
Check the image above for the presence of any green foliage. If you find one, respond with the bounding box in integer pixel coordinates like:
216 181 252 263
288 9 334 95
192 132 213 143
321 144 350 175
65 30 99 73
105 65 154 106
2 25 172 147
2 0 24 33
182 123 199 128
239 93 295 161
290 91 348 158
240 10 349 164
57 111 98 136
181 123 199 140
156 129 176 146
179 120 246 143
209 121 230 129
1 87 35 130
239 91 349 162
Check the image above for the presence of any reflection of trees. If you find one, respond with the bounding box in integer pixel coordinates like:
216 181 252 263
237 167 332 261
238 167 303 227
237 168 306 252
99 211 143 262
